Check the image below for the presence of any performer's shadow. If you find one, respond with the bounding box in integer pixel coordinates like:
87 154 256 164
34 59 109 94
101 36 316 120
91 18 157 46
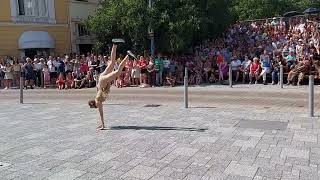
110 126 207 132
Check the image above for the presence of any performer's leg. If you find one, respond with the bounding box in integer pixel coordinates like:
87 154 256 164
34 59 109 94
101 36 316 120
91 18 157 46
100 44 118 76
99 55 130 83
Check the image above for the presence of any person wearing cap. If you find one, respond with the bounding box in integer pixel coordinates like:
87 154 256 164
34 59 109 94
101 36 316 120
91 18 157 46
87 43 136 130
34 58 44 87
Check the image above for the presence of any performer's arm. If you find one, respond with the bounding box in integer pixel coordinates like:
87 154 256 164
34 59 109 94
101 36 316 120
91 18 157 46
97 101 105 128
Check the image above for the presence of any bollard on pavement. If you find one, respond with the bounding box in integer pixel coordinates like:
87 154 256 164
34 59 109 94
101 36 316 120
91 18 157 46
309 75 314 117
20 71 24 104
184 67 188 108
229 64 232 88
280 65 283 89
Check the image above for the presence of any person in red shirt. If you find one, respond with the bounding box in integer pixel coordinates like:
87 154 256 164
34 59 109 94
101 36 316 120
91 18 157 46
138 56 148 87
80 59 89 75
56 73 65 90
249 57 261 84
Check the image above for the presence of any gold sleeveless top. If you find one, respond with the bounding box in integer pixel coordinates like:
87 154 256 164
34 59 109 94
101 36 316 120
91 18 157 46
95 83 111 102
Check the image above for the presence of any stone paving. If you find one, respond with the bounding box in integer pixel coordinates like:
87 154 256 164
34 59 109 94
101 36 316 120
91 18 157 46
1 87 320 179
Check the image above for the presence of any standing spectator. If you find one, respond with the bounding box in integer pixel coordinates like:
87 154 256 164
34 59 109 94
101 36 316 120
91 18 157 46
3 62 13 89
42 64 50 88
64 57 73 74
131 59 140 86
57 57 65 76
12 57 21 87
147 57 156 87
138 56 148 87
47 56 57 85
271 54 283 85
34 58 44 87
23 58 35 89
163 56 171 81
0 58 5 88
155 54 164 86
259 50 271 85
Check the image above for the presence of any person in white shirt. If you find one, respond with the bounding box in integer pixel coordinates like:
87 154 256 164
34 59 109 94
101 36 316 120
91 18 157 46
163 56 171 81
231 57 241 82
47 56 57 84
34 58 44 87
240 56 252 83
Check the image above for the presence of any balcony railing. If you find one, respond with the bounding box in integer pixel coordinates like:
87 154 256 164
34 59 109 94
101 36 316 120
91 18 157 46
12 16 56 24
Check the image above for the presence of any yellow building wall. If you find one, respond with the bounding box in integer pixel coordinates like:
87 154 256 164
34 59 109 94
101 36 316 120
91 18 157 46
55 0 69 24
0 0 69 23
0 0 11 22
0 0 71 57
0 26 70 57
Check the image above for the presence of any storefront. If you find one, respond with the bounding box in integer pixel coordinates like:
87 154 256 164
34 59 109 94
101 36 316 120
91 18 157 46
18 31 55 58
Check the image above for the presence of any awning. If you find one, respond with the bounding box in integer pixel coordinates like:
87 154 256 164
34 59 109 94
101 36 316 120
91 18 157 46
18 31 55 49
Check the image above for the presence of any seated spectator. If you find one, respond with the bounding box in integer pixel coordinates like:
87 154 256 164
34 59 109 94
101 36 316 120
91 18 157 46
240 56 251 83
230 57 241 82
56 73 65 90
166 72 176 87
218 60 228 83
249 57 261 84
287 58 310 86
74 73 84 89
65 72 74 89
286 51 297 70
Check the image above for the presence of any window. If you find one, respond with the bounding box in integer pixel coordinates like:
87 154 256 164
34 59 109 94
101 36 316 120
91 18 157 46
17 0 48 17
78 24 90 37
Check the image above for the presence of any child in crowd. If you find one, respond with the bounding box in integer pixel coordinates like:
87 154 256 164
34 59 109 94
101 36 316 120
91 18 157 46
42 64 50 89
56 73 65 90
65 72 74 89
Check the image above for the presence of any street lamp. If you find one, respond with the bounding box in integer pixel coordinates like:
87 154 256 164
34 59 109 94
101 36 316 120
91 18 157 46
148 0 155 57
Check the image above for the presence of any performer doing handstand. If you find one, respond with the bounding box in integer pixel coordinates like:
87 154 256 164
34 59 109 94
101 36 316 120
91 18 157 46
88 42 136 130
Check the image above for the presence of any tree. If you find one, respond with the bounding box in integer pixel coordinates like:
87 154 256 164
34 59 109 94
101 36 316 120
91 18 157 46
86 0 232 54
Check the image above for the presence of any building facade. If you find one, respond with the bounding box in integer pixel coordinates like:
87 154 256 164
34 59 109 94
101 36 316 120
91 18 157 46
69 0 98 55
0 0 70 58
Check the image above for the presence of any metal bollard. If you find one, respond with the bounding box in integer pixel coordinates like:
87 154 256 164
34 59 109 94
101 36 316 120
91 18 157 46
20 72 24 104
309 75 314 117
229 64 232 88
184 67 188 108
280 65 283 89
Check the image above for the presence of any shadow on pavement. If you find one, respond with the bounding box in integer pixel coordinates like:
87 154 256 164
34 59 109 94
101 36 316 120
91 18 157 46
190 106 217 109
110 126 208 132
22 103 48 105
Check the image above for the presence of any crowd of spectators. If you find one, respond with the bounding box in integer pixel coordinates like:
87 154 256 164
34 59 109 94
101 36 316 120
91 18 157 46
0 14 319 90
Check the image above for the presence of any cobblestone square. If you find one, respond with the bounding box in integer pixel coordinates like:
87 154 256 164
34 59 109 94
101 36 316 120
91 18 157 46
1 86 320 179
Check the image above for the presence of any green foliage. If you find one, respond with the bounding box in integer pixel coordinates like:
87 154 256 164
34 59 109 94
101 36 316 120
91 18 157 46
230 0 320 20
87 0 232 53
86 0 319 53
